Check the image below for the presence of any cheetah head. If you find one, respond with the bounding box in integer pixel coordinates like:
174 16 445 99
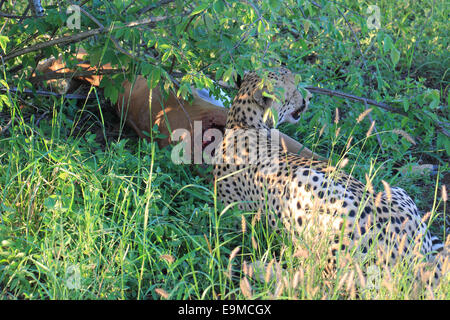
236 67 311 128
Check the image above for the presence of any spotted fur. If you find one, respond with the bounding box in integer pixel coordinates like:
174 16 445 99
213 68 444 281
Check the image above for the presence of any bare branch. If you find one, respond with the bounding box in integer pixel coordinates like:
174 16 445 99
0 12 35 19
335 6 367 69
30 69 118 83
305 86 450 138
2 13 189 62
309 0 322 9
0 118 12 136
305 86 408 116
137 0 175 15
2 87 95 100
71 2 139 60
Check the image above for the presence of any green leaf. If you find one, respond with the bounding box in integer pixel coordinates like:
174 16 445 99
104 83 119 104
44 195 58 211
437 133 450 157
141 63 153 76
191 2 210 16
268 0 281 12
402 100 409 112
303 19 311 34
213 0 225 13
114 0 123 10
147 66 161 89
115 28 125 38
0 94 11 109
427 90 440 109
0 35 9 53
383 35 394 53
0 79 9 89
222 67 234 83
257 20 264 34
445 137 450 157
390 47 400 67
263 106 279 127
177 83 191 99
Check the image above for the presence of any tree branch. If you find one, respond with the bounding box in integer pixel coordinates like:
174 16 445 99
2 13 188 62
1 87 95 100
137 0 175 15
305 86 408 116
335 6 367 69
305 86 450 138
30 69 118 83
0 11 35 19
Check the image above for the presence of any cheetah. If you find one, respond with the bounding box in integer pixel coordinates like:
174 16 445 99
213 67 445 282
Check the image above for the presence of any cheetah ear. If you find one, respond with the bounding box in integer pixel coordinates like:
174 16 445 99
235 73 242 89
252 86 273 109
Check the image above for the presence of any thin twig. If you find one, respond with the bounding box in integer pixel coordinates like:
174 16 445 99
35 110 49 127
305 86 407 116
15 94 39 111
30 69 117 83
335 6 367 69
76 2 104 30
137 0 175 15
407 0 435 77
168 13 198 74
215 80 440 128
305 86 449 138
19 4 30 24
0 118 12 136
335 6 388 150
0 11 35 19
73 2 139 60
2 13 188 62
309 0 322 9
2 87 95 100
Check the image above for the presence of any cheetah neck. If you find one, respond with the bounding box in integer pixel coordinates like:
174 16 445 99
226 101 269 130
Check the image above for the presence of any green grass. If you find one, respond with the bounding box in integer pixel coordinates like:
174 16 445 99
1 0 449 300
0 97 448 299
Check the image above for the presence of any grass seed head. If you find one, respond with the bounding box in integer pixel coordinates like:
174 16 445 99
375 191 383 207
265 259 275 284
392 129 416 145
357 108 372 123
292 270 300 289
366 120 375 137
355 264 366 288
345 136 353 151
339 158 349 169
155 288 169 299
319 124 326 137
335 126 341 138
229 246 240 261
251 236 258 250
421 211 432 224
160 254 175 264
381 180 391 202
240 277 253 299
274 281 284 298
241 215 247 234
